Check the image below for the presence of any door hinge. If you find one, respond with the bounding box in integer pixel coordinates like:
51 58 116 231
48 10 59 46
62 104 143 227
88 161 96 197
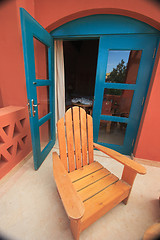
141 97 145 106
27 100 31 117
153 48 156 59
132 139 135 147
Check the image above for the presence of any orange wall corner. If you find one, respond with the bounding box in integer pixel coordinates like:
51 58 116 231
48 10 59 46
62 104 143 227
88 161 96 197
134 42 160 162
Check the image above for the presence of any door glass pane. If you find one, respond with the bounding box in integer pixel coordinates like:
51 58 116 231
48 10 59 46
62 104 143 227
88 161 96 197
33 37 49 79
39 120 51 152
98 120 127 145
101 88 134 118
105 50 142 84
36 86 50 119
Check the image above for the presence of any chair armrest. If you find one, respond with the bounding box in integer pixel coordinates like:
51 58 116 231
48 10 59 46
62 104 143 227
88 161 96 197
53 152 85 220
93 143 146 175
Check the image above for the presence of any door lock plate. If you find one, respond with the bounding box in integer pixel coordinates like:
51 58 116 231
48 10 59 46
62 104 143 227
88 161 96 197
31 99 37 117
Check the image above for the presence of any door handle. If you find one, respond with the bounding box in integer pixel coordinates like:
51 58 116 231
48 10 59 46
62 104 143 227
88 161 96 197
33 103 40 107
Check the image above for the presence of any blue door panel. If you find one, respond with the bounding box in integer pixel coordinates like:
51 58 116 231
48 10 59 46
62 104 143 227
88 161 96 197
20 8 55 169
93 35 159 154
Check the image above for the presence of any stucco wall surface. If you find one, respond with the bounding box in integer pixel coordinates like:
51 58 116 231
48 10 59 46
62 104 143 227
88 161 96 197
0 0 35 108
134 43 160 162
34 0 160 31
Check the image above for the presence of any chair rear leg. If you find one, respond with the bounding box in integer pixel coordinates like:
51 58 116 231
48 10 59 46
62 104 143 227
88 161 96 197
121 165 137 205
70 218 81 240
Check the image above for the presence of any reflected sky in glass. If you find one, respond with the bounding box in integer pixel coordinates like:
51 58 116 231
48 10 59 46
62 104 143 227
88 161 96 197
106 50 130 73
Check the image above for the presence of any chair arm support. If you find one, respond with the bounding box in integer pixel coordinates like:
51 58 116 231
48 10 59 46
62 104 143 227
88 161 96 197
52 152 85 220
93 143 146 175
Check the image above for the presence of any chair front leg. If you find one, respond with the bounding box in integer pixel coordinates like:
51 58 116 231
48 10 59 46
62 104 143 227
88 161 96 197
121 165 137 205
70 218 81 240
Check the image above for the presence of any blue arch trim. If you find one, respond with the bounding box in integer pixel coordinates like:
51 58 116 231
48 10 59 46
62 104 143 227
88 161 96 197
51 14 159 37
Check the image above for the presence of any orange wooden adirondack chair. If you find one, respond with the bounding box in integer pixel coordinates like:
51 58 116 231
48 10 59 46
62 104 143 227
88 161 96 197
53 107 146 240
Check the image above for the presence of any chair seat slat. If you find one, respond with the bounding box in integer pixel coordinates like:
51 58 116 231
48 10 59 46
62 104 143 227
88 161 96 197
78 174 119 202
69 161 102 182
81 180 131 231
73 168 111 191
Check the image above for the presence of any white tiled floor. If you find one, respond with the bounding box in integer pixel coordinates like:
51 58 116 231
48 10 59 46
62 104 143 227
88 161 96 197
0 144 160 240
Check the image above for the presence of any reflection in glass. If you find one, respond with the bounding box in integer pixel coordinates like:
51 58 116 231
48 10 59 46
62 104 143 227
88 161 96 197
98 120 127 145
39 120 51 152
105 50 142 84
101 89 134 118
33 38 48 79
36 86 50 119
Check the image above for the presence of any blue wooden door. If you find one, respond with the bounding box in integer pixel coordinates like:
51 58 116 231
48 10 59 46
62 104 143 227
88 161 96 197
93 35 158 155
20 8 55 169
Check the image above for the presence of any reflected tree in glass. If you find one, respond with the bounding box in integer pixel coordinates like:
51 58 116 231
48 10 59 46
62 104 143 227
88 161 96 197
106 59 127 96
106 59 127 83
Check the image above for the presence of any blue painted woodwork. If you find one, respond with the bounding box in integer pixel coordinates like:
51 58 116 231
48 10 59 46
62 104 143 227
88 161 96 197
51 14 159 155
51 15 159 38
104 83 136 90
20 8 55 170
100 115 129 123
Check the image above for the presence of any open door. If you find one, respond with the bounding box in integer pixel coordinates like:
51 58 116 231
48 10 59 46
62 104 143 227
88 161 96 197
20 8 55 170
93 35 158 155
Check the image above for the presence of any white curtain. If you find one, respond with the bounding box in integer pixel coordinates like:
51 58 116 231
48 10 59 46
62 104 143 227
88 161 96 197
54 40 65 123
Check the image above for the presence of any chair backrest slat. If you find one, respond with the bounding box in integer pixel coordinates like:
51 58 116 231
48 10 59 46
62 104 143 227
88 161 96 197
73 107 82 169
65 108 75 172
87 114 94 164
57 107 94 172
80 108 88 166
57 117 68 171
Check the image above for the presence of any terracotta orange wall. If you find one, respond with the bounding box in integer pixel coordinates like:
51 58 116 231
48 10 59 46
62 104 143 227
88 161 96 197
0 0 34 166
134 43 160 161
34 0 160 31
0 0 35 108
119 51 142 114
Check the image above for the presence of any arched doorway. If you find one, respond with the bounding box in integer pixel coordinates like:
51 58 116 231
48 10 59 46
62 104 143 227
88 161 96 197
51 14 160 155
